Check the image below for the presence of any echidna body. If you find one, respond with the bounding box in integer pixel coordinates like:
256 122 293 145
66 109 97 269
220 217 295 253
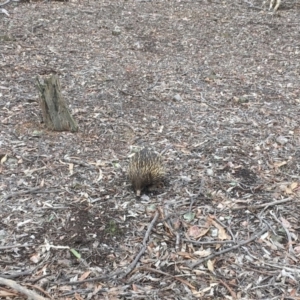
128 148 165 196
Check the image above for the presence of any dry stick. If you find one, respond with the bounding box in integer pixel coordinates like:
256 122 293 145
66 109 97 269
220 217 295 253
138 267 195 290
1 187 41 201
199 92 218 110
261 262 300 273
62 158 96 169
189 177 204 212
231 197 292 210
218 279 237 299
59 211 160 285
0 269 34 279
0 278 49 300
269 211 295 255
120 211 159 278
214 218 236 243
0 244 29 250
24 284 53 300
1 187 62 202
60 269 124 285
188 226 268 268
182 239 234 246
250 283 283 291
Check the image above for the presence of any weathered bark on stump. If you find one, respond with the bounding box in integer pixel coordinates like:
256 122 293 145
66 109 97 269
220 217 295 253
37 75 78 132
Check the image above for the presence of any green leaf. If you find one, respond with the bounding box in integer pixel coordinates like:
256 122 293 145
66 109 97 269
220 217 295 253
70 248 81 259
183 212 195 221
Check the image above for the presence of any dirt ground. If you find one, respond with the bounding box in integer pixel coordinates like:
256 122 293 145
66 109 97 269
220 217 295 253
0 0 300 299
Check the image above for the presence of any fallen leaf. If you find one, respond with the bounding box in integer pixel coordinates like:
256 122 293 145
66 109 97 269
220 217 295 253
290 182 298 190
74 293 84 300
69 163 74 175
280 217 291 228
70 248 81 259
30 253 40 263
0 154 7 164
187 225 201 238
79 271 91 281
194 249 211 257
207 259 215 272
183 212 195 221
210 219 231 240
274 161 287 168
177 251 194 259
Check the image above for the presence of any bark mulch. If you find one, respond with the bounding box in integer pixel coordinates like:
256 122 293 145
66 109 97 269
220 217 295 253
0 0 300 299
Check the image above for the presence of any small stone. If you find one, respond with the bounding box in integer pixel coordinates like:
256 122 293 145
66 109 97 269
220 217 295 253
276 136 288 145
112 27 121 36
207 169 214 176
173 94 182 102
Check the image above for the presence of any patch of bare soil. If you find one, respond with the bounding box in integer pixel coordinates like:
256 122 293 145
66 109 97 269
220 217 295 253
0 0 300 299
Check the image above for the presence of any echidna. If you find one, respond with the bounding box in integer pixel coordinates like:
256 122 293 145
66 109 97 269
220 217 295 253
128 148 165 196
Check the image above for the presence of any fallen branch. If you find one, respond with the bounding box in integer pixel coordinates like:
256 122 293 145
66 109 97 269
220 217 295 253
0 277 49 300
187 226 268 268
120 211 159 278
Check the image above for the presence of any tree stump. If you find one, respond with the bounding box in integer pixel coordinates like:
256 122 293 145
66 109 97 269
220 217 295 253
37 75 78 132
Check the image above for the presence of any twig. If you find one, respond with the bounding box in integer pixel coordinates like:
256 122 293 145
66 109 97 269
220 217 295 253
182 239 234 246
118 89 142 98
28 274 52 284
269 211 295 255
120 211 159 278
61 158 95 169
59 270 124 285
187 226 268 268
261 262 300 273
137 266 195 290
0 269 34 279
24 284 53 300
0 277 49 300
146 75 161 91
195 92 218 110
1 187 41 201
218 279 237 299
231 197 292 210
1 187 61 202
250 282 283 290
0 244 29 250
214 218 235 242
189 177 204 212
